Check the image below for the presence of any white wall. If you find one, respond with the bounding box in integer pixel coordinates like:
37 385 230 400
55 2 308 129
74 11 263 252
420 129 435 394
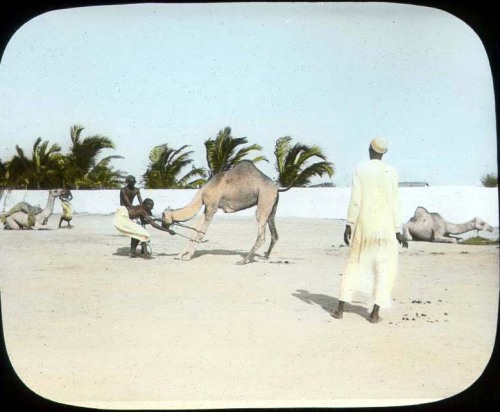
1 187 498 227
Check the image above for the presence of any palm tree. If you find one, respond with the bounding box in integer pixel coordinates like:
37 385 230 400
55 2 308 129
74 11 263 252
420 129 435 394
5 137 62 189
274 136 334 187
143 144 207 189
204 127 267 177
64 125 123 189
78 157 126 189
481 173 498 187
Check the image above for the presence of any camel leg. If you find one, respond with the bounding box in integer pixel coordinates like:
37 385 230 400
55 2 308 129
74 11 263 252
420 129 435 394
448 234 464 243
427 227 457 243
5 216 21 230
402 224 413 241
175 214 206 260
263 202 279 260
432 235 459 243
239 216 267 265
175 209 215 261
239 199 278 265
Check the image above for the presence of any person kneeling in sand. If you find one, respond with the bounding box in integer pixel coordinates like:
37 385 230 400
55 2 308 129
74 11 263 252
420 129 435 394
114 198 174 258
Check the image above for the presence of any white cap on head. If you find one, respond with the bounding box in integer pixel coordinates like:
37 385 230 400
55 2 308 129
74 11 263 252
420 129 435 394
370 137 388 154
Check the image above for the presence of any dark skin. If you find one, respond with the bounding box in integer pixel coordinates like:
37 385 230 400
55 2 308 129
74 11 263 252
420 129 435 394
128 200 175 257
120 177 143 208
332 146 408 323
58 191 73 228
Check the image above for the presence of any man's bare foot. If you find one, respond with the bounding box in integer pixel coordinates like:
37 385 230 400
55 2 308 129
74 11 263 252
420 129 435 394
331 310 343 319
331 301 344 319
368 304 381 323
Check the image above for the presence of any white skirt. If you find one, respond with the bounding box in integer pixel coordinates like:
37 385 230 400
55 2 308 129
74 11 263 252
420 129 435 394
113 206 150 242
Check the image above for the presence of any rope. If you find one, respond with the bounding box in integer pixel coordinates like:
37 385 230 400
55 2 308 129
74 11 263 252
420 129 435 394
172 222 205 235
170 230 208 243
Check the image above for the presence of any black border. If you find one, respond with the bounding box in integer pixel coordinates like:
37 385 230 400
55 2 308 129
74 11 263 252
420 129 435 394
1 1 498 411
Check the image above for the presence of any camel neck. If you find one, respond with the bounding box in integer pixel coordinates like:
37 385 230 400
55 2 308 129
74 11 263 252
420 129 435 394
447 220 475 235
45 196 55 211
171 190 204 222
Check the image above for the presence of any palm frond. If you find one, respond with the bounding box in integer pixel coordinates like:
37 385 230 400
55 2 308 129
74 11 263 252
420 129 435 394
143 143 205 189
70 125 85 146
205 127 265 175
274 136 335 187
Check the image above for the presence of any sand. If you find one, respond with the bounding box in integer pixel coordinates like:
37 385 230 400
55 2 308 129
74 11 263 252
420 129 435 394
0 214 498 409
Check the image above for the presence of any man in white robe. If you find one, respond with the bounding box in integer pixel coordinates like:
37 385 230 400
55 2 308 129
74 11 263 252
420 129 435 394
332 138 408 323
114 198 175 258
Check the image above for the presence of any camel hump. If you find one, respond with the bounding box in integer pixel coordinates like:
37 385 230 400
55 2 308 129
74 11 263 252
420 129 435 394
226 161 273 182
414 206 444 220
236 159 254 166
413 206 430 218
7 202 42 216
231 160 260 173
212 160 259 179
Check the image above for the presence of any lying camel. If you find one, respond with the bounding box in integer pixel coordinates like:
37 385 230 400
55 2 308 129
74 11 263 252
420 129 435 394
402 206 494 243
162 160 290 264
1 188 68 230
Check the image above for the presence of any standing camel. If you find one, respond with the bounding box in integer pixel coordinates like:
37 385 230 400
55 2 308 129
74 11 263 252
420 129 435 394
402 206 493 243
1 188 68 230
162 160 289 264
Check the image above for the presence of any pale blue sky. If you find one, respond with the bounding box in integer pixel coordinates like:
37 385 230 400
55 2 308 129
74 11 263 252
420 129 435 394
0 2 496 186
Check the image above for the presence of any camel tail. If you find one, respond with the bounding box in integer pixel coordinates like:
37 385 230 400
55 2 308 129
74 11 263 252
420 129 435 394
277 176 298 193
278 185 294 193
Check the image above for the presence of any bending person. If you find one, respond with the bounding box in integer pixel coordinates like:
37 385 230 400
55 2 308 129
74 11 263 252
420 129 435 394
114 198 174 258
59 191 74 228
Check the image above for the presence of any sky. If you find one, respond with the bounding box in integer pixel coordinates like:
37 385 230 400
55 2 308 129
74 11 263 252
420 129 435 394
0 2 497 187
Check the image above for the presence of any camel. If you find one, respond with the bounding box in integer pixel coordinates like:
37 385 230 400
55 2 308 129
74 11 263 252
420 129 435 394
162 160 289 264
402 206 494 243
1 188 68 230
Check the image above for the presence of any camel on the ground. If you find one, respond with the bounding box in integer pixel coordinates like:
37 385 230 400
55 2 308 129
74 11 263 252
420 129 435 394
162 160 289 264
402 206 493 243
1 188 68 230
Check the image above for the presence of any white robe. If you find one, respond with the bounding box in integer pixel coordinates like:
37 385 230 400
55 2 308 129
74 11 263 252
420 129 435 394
113 206 150 242
340 159 402 308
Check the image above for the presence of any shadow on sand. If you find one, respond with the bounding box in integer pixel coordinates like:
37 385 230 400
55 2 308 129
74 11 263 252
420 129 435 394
292 289 370 319
113 246 252 261
113 246 178 258
113 247 131 256
192 249 246 259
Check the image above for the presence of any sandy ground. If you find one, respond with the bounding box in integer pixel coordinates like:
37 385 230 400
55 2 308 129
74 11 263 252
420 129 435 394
0 214 498 409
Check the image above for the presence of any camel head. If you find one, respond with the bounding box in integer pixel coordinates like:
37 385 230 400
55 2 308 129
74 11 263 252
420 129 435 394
473 217 494 233
161 208 174 229
49 188 69 198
